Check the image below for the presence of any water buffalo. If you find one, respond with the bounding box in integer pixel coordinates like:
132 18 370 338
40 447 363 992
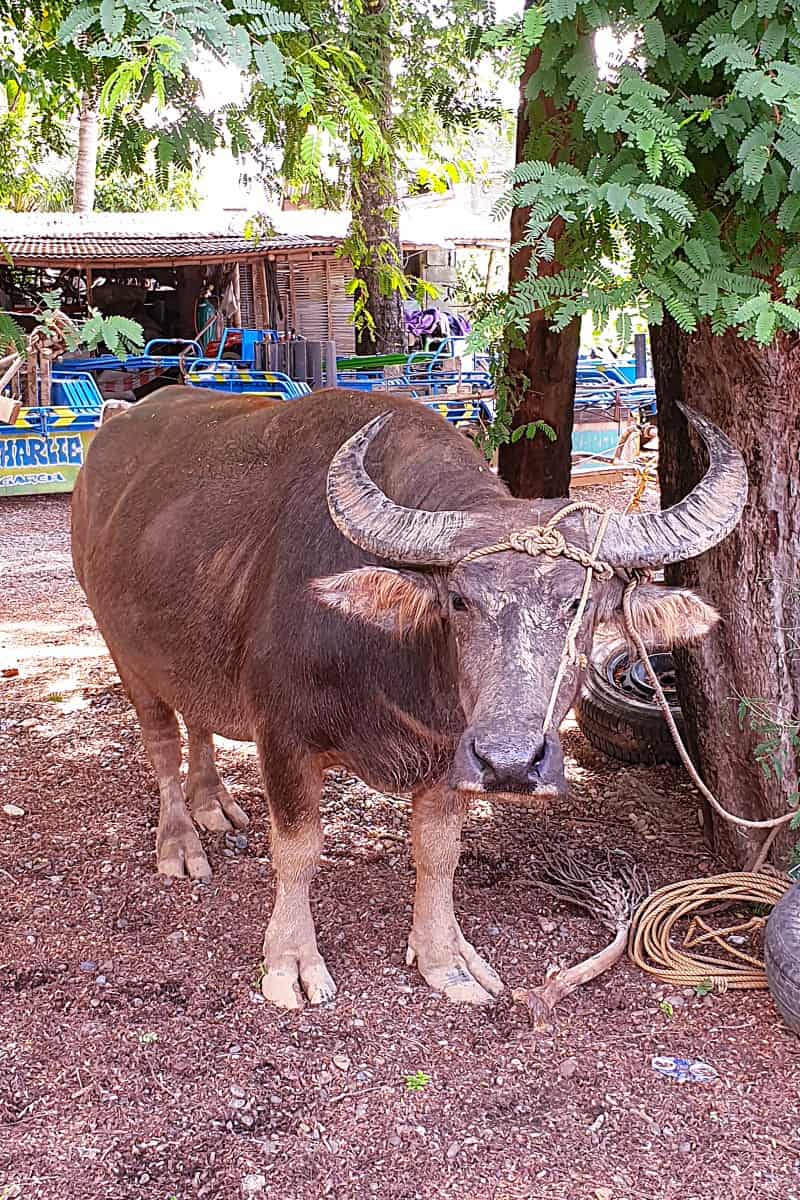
71 386 747 1007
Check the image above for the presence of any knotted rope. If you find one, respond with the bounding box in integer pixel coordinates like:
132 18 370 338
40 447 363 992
460 500 615 581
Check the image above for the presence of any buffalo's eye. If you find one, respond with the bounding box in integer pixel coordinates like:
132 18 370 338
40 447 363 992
565 596 589 617
449 592 469 613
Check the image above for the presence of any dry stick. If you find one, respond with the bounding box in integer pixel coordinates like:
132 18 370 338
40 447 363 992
513 924 629 1028
514 850 648 1025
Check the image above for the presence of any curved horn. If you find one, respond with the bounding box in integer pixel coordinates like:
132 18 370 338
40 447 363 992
600 403 748 568
326 412 469 565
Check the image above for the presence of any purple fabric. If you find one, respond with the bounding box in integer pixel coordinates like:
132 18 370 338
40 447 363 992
405 308 472 340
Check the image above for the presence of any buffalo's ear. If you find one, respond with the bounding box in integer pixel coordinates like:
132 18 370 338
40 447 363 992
605 583 719 648
310 567 440 636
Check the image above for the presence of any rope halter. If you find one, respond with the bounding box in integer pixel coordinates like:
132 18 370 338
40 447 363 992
457 501 615 733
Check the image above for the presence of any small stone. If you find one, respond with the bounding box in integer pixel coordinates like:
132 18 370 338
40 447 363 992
679 1141 692 1153
229 1045 242 1057
446 1141 461 1161
99 960 114 974
558 1057 579 1080
21 718 38 729
166 930 185 945
239 1113 255 1128
229 1098 247 1110
388 1135 401 1148
3 804 25 818
241 1174 267 1197
663 992 687 1009
230 1083 246 1099
80 961 97 973
332 1054 350 1072
594 1189 613 1200
537 916 558 934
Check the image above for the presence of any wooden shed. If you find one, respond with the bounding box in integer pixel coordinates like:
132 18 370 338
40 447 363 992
0 215 360 352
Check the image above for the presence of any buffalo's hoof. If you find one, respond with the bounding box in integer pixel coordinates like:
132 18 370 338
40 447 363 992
260 955 337 1010
188 784 249 833
156 824 212 881
406 935 504 1005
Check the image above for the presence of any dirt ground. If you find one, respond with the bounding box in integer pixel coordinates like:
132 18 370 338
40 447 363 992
1 492 799 1200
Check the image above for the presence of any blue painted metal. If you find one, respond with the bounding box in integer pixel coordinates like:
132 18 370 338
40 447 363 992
184 363 310 399
51 371 105 410
143 338 203 358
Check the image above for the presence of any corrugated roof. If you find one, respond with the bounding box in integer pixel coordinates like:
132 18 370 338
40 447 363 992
0 226 342 267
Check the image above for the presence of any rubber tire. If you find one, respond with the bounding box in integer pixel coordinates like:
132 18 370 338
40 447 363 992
764 882 800 1034
575 640 684 766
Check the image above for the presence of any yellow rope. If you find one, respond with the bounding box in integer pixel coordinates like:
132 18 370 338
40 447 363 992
628 872 789 990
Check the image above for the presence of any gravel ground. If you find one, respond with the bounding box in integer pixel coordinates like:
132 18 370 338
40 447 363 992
1 492 799 1200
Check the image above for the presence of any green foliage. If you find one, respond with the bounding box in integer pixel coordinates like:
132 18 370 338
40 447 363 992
737 696 800 826
74 311 146 358
340 221 438 338
486 0 800 346
0 313 26 357
34 294 145 359
248 0 505 208
95 166 199 211
0 0 379 210
404 1070 431 1092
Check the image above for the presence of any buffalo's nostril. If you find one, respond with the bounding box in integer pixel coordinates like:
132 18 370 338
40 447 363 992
472 737 545 791
530 738 547 768
471 738 493 773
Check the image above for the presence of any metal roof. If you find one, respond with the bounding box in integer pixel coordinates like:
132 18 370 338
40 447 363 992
0 226 343 268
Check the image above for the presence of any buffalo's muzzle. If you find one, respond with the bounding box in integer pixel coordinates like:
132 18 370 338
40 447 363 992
450 730 566 796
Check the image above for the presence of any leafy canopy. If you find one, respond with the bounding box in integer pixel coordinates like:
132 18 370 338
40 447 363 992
247 0 504 205
1 0 382 201
488 0 800 346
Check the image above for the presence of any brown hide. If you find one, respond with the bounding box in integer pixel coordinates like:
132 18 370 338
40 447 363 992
71 386 509 793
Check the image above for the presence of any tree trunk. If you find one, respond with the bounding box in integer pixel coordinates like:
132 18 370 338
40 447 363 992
651 315 800 867
498 36 579 499
350 160 405 356
349 0 404 356
73 90 99 214
499 311 580 498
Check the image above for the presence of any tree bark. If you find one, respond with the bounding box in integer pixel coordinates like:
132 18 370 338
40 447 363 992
349 0 404 356
651 315 800 867
498 39 579 499
350 161 405 356
73 90 99 214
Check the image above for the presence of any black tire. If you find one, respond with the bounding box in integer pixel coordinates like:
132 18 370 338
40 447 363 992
575 639 684 765
764 882 800 1034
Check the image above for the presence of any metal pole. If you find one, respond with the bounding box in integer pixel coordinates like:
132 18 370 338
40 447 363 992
324 340 337 387
634 332 648 381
